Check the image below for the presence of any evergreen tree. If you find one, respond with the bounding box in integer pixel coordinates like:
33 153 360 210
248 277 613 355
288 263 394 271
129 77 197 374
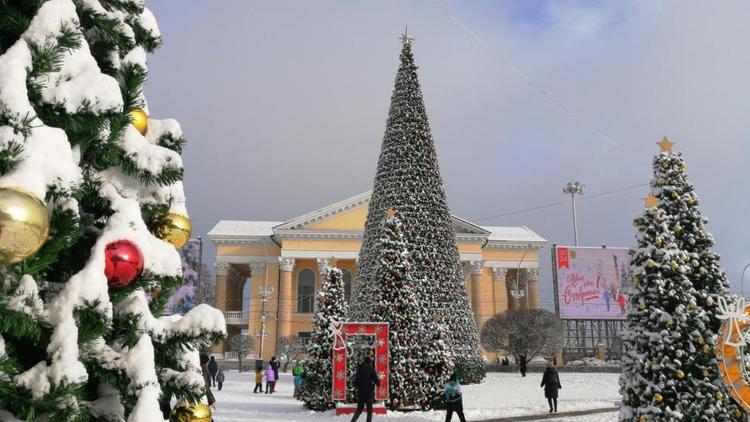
350 32 484 383
369 210 452 410
0 1 224 420
302 266 347 411
619 139 739 421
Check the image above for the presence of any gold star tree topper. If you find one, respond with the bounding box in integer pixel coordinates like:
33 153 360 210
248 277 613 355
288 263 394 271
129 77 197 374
657 136 674 152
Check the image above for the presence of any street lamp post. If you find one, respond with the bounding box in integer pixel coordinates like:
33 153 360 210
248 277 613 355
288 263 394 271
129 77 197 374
511 244 534 308
563 182 584 246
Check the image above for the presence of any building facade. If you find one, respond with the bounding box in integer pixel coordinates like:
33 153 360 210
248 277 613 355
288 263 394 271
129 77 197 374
208 191 546 360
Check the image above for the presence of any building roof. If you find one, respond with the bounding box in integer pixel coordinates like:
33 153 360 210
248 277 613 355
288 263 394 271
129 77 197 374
207 192 546 247
483 226 547 245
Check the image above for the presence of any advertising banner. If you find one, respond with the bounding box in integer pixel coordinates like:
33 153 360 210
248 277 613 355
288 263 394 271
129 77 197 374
163 238 201 315
553 246 630 320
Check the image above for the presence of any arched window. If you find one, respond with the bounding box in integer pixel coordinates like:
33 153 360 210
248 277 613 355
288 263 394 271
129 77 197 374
341 269 352 302
297 269 315 313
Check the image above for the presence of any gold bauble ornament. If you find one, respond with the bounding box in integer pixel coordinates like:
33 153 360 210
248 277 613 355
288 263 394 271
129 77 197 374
706 297 714 306
639 416 647 422
154 213 191 248
671 262 680 270
671 191 678 199
689 302 697 310
676 370 685 379
639 302 647 310
169 402 211 422
0 187 50 265
667 319 675 326
703 344 710 353
129 108 149 135
675 225 683 235
697 337 705 345
654 393 663 403
717 392 724 400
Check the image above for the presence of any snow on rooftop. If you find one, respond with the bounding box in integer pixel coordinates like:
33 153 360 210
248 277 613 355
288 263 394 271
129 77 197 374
482 226 547 243
207 220 282 238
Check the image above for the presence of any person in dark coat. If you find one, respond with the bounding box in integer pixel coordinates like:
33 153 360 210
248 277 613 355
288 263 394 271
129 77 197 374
540 361 561 413
269 356 280 393
350 356 381 422
216 369 225 391
208 356 219 387
519 354 528 377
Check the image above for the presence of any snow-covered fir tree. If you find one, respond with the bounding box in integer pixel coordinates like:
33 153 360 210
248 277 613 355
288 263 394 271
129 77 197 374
619 139 740 421
302 266 348 411
0 1 225 420
368 210 452 410
349 31 484 383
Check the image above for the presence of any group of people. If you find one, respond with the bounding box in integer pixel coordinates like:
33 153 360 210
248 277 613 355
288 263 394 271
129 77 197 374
348 357 563 422
174 353 563 421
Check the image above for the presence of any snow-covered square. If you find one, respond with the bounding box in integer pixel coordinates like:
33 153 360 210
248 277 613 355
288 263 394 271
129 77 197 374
212 371 619 421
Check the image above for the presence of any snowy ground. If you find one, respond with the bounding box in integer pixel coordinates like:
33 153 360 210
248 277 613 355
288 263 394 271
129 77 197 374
211 371 619 421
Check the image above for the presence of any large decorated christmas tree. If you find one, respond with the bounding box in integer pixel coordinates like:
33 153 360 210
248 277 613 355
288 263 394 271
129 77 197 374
368 210 452 409
349 32 484 384
0 1 225 420
301 266 347 411
619 138 739 421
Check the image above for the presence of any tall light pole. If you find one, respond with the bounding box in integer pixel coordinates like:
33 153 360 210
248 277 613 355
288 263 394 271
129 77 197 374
511 244 534 308
563 182 584 246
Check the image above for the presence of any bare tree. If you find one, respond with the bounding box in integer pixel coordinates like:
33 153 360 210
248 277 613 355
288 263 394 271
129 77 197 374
227 334 254 373
196 266 215 306
480 309 564 366
277 336 306 372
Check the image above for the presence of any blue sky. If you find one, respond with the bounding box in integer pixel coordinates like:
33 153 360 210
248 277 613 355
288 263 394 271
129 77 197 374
145 0 750 310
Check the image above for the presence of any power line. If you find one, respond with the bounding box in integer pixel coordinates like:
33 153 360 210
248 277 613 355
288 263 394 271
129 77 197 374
473 182 649 222
431 0 632 157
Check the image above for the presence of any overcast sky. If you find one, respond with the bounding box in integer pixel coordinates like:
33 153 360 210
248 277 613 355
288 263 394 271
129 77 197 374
145 0 750 311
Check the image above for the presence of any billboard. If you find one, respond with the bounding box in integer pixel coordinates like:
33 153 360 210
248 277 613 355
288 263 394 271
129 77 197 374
552 246 630 320
163 238 202 315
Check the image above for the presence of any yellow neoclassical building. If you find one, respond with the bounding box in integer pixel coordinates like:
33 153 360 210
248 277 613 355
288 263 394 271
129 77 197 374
208 191 546 360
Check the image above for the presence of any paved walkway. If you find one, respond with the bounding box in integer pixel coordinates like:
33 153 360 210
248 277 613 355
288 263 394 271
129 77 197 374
482 406 618 421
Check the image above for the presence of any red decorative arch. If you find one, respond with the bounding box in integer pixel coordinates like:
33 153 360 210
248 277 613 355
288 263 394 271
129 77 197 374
331 321 390 401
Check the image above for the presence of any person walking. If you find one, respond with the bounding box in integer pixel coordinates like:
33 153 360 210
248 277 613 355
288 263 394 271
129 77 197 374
253 368 263 394
216 369 225 391
350 356 380 422
540 361 562 413
617 292 627 315
207 355 218 387
200 354 216 410
265 363 276 394
270 356 280 393
292 360 304 399
519 354 528 377
603 289 611 312
444 373 467 422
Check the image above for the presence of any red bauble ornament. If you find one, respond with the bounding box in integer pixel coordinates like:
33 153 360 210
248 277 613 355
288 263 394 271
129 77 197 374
105 240 143 288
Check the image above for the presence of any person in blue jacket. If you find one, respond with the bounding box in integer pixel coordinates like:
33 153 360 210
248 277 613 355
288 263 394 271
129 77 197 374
444 373 467 422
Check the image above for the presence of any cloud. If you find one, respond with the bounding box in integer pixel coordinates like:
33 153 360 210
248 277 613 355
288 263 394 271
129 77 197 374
144 0 750 310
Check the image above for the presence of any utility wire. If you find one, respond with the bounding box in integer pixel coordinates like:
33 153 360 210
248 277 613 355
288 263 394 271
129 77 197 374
473 182 649 222
432 0 631 156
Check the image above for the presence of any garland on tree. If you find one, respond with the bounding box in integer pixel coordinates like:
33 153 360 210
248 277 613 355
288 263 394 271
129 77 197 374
0 1 225 420
619 138 740 421
350 32 484 384
301 266 348 411
368 210 452 410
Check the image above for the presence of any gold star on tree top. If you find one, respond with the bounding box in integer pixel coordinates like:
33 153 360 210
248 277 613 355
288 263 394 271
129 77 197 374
657 136 674 152
643 194 658 208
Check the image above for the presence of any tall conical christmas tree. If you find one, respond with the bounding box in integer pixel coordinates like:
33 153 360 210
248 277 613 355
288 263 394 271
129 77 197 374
302 266 348 411
350 32 484 382
368 210 452 410
619 139 739 421
0 1 225 420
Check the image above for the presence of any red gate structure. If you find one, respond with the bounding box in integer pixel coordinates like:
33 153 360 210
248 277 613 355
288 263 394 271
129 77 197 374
331 321 389 414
